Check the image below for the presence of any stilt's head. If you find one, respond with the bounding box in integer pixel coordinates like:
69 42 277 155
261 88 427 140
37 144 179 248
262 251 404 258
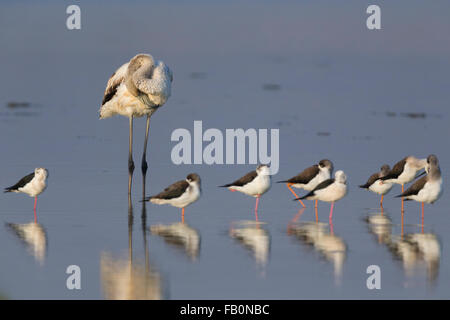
426 154 441 178
256 164 270 176
380 164 390 177
35 168 49 181
335 170 347 184
427 154 439 167
319 159 334 174
407 155 427 170
186 173 201 186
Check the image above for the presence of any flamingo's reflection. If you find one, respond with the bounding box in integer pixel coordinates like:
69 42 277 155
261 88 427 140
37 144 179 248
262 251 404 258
229 220 270 267
365 210 440 285
5 221 47 265
150 222 201 261
100 200 165 299
287 208 346 284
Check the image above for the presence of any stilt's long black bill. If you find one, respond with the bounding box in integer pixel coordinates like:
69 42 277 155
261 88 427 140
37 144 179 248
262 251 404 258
415 170 426 179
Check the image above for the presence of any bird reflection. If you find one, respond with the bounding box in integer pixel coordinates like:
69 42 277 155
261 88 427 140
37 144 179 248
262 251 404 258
100 198 164 299
229 220 270 267
365 210 441 285
288 210 346 284
389 233 440 284
365 211 392 245
150 222 201 261
5 221 47 265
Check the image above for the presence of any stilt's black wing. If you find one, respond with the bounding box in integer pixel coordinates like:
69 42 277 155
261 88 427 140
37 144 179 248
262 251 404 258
4 172 34 192
381 157 407 181
359 172 379 189
278 165 319 184
148 180 189 200
219 170 257 188
395 176 427 198
296 178 335 200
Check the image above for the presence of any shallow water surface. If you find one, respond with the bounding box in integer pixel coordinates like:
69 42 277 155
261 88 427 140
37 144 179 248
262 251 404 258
0 1 450 299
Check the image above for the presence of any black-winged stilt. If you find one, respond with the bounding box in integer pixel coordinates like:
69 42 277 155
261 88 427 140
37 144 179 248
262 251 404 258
395 154 442 229
144 173 201 222
219 165 271 220
380 156 427 211
277 159 333 208
4 168 48 221
359 164 393 207
295 170 348 222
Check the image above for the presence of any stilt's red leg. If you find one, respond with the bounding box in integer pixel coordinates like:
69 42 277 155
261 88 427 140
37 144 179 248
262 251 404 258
401 209 404 240
315 199 318 209
421 202 424 234
401 184 404 212
254 195 260 221
315 205 318 222
380 194 384 208
287 184 305 207
182 207 185 223
329 202 334 222
34 196 37 223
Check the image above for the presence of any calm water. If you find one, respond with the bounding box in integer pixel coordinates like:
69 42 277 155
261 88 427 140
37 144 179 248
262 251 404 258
0 1 450 299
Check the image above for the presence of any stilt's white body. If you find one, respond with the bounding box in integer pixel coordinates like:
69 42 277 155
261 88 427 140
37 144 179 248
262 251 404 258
150 181 201 208
310 183 347 202
369 180 393 195
230 174 271 197
229 166 271 197
305 171 347 203
291 168 330 191
393 164 422 185
388 158 427 185
11 168 48 197
405 178 442 204
17 177 47 197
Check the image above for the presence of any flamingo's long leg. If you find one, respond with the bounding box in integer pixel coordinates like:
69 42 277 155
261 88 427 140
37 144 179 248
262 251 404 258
141 115 150 175
141 115 151 199
128 116 135 195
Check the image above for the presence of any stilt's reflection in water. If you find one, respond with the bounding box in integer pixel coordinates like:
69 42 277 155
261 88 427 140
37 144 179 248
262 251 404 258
389 233 440 284
288 210 346 285
229 220 270 269
365 210 440 285
365 213 392 245
100 201 164 299
150 222 201 261
6 221 47 265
